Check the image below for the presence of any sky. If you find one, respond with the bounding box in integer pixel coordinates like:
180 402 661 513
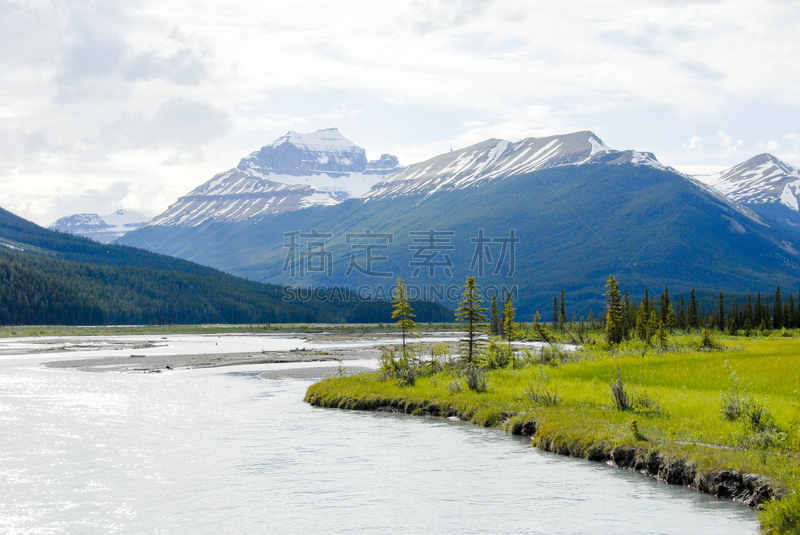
1 0 800 226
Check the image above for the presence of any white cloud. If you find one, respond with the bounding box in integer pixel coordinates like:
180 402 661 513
757 140 781 152
2 0 800 224
683 135 702 150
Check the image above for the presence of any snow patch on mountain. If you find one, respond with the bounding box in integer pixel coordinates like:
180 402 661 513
363 131 669 202
144 128 402 228
706 154 800 211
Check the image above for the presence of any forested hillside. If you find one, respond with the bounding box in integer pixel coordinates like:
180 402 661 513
0 207 452 325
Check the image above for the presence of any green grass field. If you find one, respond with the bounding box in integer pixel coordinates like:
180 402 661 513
305 334 800 534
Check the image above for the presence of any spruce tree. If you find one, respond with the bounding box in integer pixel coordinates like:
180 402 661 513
755 291 763 327
392 276 418 353
604 275 624 344
490 295 500 336
455 276 488 364
503 292 517 346
559 289 566 332
687 289 699 330
774 286 783 329
717 291 725 331
552 296 559 330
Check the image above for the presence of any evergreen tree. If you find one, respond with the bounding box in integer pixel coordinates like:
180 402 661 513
774 286 783 329
392 276 418 353
755 291 763 327
559 289 566 332
455 276 488 364
635 299 649 341
622 290 634 338
604 275 624 344
502 291 517 345
790 293 797 329
717 291 725 331
659 286 674 333
489 295 501 336
552 296 559 330
687 289 699 330
728 296 739 333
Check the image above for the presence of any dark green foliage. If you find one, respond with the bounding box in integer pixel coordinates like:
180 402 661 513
455 276 488 364
490 295 501 336
0 207 453 325
604 275 624 344
687 289 699 330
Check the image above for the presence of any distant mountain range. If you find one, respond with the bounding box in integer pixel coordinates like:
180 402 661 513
119 129 800 317
48 210 151 243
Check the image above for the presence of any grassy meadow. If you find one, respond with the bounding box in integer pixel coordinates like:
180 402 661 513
305 332 800 534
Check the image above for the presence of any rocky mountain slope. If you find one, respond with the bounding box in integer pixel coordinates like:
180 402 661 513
700 154 800 233
146 128 401 228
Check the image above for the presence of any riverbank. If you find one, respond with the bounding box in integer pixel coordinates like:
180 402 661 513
0 323 461 338
305 337 800 534
44 348 380 373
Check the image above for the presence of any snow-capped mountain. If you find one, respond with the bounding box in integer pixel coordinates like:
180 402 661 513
703 154 800 211
364 131 668 201
148 128 401 228
48 210 151 243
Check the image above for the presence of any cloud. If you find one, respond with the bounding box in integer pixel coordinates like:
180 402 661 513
717 131 743 156
4 0 800 224
682 135 702 150
757 140 781 152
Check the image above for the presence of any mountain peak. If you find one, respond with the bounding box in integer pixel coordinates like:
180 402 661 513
363 130 670 201
272 127 359 153
710 153 800 210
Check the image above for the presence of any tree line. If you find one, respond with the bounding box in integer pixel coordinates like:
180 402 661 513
601 274 800 343
0 249 452 326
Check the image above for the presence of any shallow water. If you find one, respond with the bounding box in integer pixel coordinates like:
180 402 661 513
0 335 759 534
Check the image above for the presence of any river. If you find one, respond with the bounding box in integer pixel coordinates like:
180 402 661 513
0 334 759 533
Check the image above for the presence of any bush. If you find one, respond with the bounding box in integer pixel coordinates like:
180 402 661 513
379 348 419 386
522 367 559 406
610 369 630 411
463 366 487 392
697 329 724 351
720 360 755 421
609 367 661 414
478 340 515 370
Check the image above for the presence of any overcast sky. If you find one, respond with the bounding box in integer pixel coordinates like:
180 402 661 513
2 0 799 225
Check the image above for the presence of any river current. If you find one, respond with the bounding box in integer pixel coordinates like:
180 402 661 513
0 334 759 534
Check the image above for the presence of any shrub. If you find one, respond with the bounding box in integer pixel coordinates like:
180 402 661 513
478 340 514 370
522 366 559 406
379 348 419 386
697 329 724 351
610 368 630 411
610 367 661 414
463 366 487 392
